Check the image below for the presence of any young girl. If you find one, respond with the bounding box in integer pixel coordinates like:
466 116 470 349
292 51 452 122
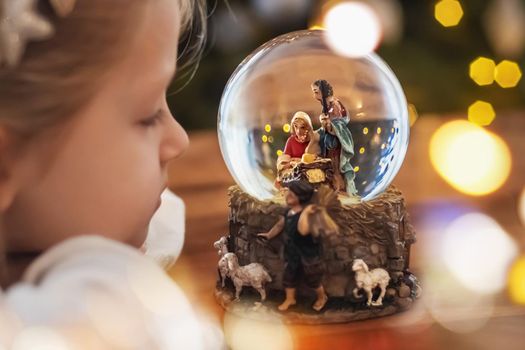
0 0 221 348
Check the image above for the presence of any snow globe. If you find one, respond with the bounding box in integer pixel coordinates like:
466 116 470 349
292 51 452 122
214 30 421 323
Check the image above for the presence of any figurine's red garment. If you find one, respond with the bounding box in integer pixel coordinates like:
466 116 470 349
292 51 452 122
284 136 308 158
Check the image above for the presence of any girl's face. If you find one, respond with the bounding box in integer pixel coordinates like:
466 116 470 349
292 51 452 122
3 0 187 252
293 119 310 143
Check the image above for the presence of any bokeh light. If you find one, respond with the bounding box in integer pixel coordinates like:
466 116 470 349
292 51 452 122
495 60 522 88
468 100 496 126
323 2 382 58
424 269 495 333
441 213 518 294
429 120 512 196
223 313 293 350
508 256 525 305
388 296 432 334
435 0 464 27
309 24 324 30
469 57 496 86
419 209 495 334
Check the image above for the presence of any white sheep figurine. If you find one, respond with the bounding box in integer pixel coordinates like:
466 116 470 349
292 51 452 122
213 236 229 287
223 252 272 301
352 259 390 306
213 236 228 256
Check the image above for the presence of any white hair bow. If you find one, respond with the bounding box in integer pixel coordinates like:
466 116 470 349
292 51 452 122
0 0 76 68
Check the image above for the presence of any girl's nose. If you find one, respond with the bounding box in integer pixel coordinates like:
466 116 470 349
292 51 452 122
160 110 189 166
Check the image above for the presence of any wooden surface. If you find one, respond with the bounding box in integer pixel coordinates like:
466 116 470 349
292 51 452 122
167 114 525 350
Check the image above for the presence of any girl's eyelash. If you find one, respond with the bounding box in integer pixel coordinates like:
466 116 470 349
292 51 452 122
140 109 163 127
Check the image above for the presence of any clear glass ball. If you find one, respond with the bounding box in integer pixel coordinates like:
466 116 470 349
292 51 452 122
218 30 409 201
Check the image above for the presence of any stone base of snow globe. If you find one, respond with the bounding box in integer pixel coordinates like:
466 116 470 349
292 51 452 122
214 185 421 324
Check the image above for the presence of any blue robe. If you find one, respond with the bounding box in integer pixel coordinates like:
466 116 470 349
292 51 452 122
318 118 357 196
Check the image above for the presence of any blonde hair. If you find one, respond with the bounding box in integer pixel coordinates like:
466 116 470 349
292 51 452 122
0 0 206 135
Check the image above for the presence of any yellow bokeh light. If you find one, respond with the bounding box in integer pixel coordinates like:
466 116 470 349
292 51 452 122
261 135 268 143
283 123 291 133
354 166 360 172
323 1 381 58
468 100 496 126
377 127 382 134
223 313 293 350
268 136 274 143
495 60 522 88
435 0 464 27
363 127 369 135
429 120 512 196
359 147 365 154
508 256 525 305
276 150 283 156
309 24 325 30
408 103 419 126
264 124 272 132
469 57 496 86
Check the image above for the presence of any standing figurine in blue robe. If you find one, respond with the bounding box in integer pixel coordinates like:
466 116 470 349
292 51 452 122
311 80 358 196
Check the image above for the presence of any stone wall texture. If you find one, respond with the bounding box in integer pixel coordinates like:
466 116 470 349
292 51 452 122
226 185 416 298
